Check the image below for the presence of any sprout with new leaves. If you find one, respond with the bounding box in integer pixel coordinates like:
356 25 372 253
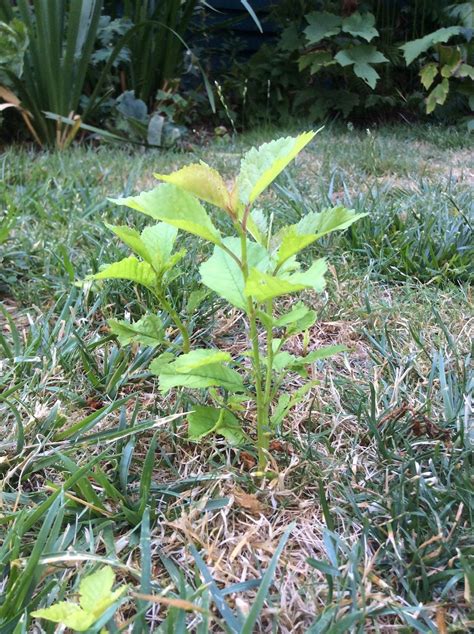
88 131 366 472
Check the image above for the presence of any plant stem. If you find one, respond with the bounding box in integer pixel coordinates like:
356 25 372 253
156 291 190 353
238 227 269 471
263 298 274 417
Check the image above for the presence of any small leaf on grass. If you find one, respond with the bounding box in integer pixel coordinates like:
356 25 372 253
32 566 126 632
188 405 247 445
113 184 222 245
32 602 92 631
155 162 231 211
108 314 164 347
88 256 156 291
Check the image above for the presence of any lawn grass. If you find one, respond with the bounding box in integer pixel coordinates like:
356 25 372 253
0 124 473 633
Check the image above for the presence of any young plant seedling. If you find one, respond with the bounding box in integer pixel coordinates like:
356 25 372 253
88 131 366 472
31 566 127 631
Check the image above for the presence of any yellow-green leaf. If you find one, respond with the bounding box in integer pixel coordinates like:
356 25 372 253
173 348 232 372
200 237 271 310
151 353 244 393
276 226 319 266
140 223 178 271
154 162 231 211
426 78 449 114
89 256 156 290
288 258 327 292
276 207 367 266
79 566 115 612
105 223 179 274
236 131 319 205
245 259 327 302
188 405 247 445
419 63 438 89
108 314 164 347
32 603 93 631
245 269 307 301
112 184 222 245
105 224 151 263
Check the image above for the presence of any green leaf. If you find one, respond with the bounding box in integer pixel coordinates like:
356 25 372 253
275 302 317 334
271 382 318 427
272 351 297 371
276 207 367 266
299 50 335 74
200 237 271 310
112 183 222 245
426 78 450 113
236 131 318 205
89 256 156 291
173 348 231 372
140 223 179 271
288 259 327 292
280 23 301 52
32 602 93 631
105 223 179 274
105 224 151 263
304 12 341 44
335 45 388 88
342 12 378 42
108 314 164 347
188 405 247 445
438 45 462 72
271 394 291 427
298 206 368 236
0 18 29 85
245 259 327 302
31 567 126 632
79 566 115 612
154 162 231 211
276 226 319 266
400 27 461 65
245 269 306 302
187 288 210 314
151 349 245 393
457 63 474 79
249 208 268 244
420 63 438 89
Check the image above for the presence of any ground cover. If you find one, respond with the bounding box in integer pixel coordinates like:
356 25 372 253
0 124 472 633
